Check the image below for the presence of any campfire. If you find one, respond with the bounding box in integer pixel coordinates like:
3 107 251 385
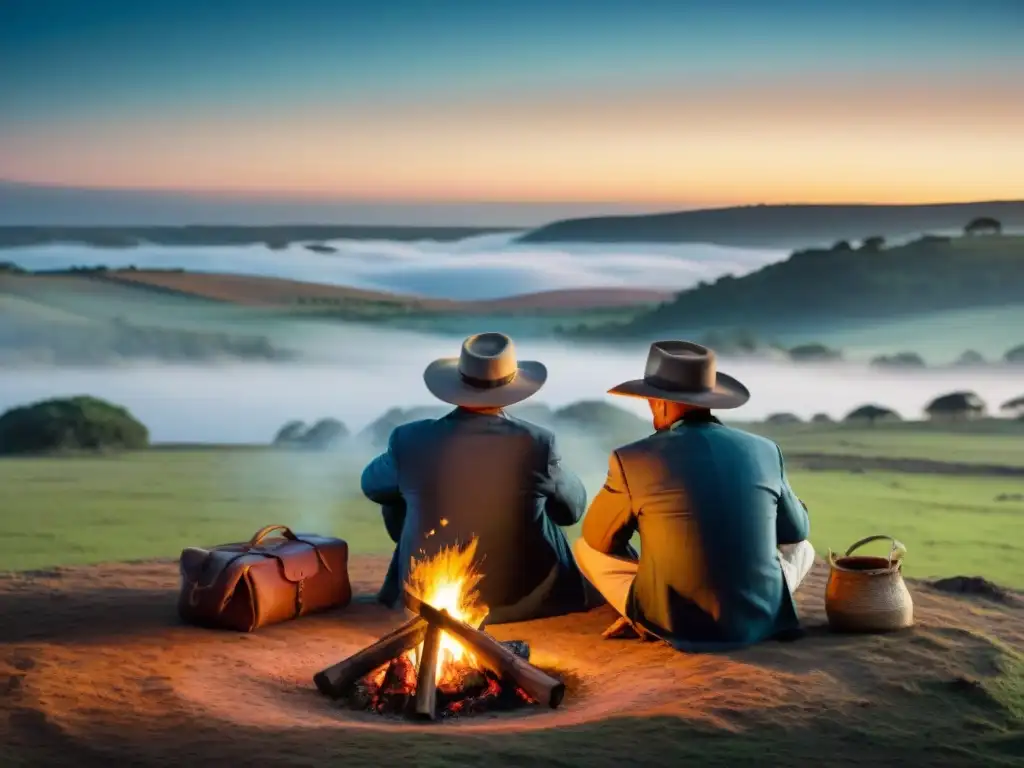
314 538 565 720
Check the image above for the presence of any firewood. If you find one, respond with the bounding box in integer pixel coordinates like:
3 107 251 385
313 616 428 698
408 592 566 708
413 621 443 720
501 640 530 660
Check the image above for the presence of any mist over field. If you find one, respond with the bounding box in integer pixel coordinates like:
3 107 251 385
2 329 1021 444
2 234 787 300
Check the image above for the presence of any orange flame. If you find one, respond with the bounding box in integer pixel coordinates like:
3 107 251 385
405 537 489 681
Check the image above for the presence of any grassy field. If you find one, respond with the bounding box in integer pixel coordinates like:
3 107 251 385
2 444 1023 587
742 419 1024 467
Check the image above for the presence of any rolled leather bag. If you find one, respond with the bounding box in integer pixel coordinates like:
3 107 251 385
178 524 352 631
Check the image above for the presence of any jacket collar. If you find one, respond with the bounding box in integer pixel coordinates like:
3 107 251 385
444 406 508 422
667 410 722 431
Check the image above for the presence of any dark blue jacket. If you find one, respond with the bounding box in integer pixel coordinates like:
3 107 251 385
582 415 811 651
361 407 590 623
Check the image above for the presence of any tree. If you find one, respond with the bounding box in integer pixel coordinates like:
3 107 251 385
831 240 853 252
272 420 308 445
924 391 986 421
844 404 901 425
553 400 647 440
811 412 834 424
0 396 149 454
964 216 1002 236
870 352 926 369
1005 344 1024 365
300 418 349 450
954 350 986 367
1000 395 1024 417
860 235 886 251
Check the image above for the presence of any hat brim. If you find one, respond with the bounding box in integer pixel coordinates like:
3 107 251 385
423 358 547 408
608 371 750 410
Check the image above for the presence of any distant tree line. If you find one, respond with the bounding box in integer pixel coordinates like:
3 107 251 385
0 316 292 366
764 388 1024 425
2 389 1021 457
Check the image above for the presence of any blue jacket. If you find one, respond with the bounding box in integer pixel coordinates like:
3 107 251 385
582 414 811 651
361 407 590 623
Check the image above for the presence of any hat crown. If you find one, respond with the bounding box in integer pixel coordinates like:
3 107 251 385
458 332 518 387
643 340 717 393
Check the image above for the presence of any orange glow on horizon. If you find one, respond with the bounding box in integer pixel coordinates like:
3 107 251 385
3 76 1022 206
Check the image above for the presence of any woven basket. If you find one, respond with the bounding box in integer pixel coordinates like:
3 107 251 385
825 535 914 633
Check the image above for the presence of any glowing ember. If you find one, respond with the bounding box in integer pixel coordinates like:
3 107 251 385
337 536 538 718
404 537 489 681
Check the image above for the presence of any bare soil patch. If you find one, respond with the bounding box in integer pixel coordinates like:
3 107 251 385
89 271 674 312
1 556 1022 767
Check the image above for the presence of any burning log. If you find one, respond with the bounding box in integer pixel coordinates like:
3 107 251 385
406 589 566 708
313 616 428 698
413 622 443 720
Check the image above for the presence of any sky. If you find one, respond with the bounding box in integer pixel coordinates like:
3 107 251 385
1 0 1022 212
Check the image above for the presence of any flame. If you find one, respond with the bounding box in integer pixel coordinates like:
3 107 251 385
404 537 489 682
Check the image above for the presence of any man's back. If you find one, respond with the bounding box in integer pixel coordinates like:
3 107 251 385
362 407 589 622
584 418 810 649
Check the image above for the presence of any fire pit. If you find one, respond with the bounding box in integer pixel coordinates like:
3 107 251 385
314 539 565 720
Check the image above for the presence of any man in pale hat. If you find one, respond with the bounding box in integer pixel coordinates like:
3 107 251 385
574 340 815 650
361 332 592 623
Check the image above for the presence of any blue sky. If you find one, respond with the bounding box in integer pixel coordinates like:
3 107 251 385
1 0 1021 208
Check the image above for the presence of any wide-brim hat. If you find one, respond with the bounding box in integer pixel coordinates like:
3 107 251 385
423 332 547 408
608 340 750 409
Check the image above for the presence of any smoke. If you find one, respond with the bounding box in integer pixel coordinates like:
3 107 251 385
3 234 786 300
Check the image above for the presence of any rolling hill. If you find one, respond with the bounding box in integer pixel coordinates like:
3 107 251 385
563 234 1024 344
517 201 1024 248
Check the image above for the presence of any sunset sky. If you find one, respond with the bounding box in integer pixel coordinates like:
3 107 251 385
1 0 1022 210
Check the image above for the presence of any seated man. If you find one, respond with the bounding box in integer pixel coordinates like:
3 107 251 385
574 340 815 651
361 332 591 624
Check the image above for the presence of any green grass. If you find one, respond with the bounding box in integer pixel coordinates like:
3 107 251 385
2 450 1023 587
740 420 1024 467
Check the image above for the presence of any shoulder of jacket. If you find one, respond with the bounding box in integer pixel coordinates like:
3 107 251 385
502 414 554 442
389 418 435 446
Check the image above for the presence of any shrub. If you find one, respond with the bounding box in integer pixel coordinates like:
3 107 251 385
0 395 149 455
765 412 802 425
788 343 842 362
954 350 985 367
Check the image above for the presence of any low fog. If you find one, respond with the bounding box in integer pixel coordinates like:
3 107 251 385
3 327 1021 444
4 327 1022 534
3 235 786 300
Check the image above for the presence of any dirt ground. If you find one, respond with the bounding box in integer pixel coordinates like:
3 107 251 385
2 556 1022 767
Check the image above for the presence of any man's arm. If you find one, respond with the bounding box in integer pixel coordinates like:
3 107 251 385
536 434 587 526
776 445 810 545
360 430 406 543
581 451 637 554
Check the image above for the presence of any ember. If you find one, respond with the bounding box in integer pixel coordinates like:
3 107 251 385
314 538 565 720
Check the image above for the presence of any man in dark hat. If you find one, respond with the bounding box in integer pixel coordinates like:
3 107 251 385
361 332 592 623
574 340 814 650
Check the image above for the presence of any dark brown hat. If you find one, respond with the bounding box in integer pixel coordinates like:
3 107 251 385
608 340 749 409
423 332 547 408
